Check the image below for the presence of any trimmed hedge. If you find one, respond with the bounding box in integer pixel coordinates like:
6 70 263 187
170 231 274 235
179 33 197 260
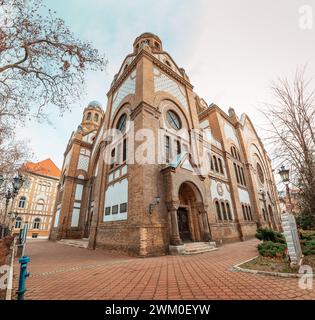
257 241 287 258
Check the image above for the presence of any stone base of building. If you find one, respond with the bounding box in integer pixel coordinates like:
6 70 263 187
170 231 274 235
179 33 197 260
91 224 169 257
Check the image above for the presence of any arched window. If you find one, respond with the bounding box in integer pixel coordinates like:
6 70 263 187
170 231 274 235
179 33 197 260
257 163 264 184
166 110 181 130
18 196 26 209
221 202 227 220
36 199 45 212
94 113 99 122
231 146 236 158
176 140 181 155
240 167 246 186
110 148 116 169
213 156 219 172
245 205 250 221
234 163 240 183
242 204 247 220
226 202 232 220
215 201 222 221
123 138 127 162
15 217 22 229
248 205 253 220
117 114 127 133
218 158 224 175
33 217 41 229
86 112 91 121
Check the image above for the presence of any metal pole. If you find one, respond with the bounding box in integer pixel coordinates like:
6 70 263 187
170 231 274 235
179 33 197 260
285 183 293 213
17 256 30 300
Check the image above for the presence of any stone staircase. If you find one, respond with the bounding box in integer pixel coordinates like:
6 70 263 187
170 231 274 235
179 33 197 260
57 238 89 249
170 241 217 255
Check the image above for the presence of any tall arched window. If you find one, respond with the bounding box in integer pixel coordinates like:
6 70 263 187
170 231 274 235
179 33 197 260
257 163 265 184
86 112 91 120
110 148 116 169
221 202 227 220
94 113 99 122
240 167 246 186
242 204 247 220
245 205 250 220
18 196 26 209
33 217 41 229
36 199 45 212
218 158 224 175
213 156 219 172
117 113 127 133
215 201 222 221
234 163 240 183
248 206 253 220
226 202 232 220
15 217 22 229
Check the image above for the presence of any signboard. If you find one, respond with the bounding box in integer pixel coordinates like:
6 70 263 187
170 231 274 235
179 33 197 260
281 213 302 265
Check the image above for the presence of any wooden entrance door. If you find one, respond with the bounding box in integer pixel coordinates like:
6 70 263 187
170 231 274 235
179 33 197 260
177 207 191 242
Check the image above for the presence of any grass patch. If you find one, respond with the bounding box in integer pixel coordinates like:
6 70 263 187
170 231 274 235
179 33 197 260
239 255 315 274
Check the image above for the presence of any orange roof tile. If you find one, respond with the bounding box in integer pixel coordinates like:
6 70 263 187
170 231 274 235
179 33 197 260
22 158 61 178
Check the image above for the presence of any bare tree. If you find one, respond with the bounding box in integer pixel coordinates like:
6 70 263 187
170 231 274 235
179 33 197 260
262 66 315 223
0 120 31 197
0 0 107 125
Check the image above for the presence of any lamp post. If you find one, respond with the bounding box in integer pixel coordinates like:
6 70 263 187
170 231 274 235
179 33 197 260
278 165 292 213
2 175 24 228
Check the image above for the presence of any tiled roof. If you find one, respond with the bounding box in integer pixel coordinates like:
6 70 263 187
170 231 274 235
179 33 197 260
23 158 61 178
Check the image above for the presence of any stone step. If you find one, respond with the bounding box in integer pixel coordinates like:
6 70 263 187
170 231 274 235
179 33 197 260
184 247 218 255
172 241 218 255
58 239 89 249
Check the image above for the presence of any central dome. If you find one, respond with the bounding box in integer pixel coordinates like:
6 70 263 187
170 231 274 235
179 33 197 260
88 100 102 108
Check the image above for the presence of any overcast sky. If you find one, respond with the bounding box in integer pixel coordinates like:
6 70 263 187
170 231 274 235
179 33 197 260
16 0 315 184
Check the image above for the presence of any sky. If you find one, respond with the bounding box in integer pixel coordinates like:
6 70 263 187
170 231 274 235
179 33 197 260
16 0 315 182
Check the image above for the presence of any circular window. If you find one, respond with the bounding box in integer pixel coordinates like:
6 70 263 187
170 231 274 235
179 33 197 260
166 110 182 130
116 114 127 133
257 163 264 184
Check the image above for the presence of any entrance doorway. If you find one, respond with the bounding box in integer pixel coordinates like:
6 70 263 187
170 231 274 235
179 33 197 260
177 207 191 242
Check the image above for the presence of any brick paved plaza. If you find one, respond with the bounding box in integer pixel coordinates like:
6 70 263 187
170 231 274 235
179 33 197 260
14 239 314 300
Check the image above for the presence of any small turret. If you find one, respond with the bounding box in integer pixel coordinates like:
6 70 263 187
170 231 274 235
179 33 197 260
133 32 163 54
81 101 104 131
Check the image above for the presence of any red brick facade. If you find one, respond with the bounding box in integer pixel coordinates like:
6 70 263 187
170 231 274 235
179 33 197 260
50 33 281 256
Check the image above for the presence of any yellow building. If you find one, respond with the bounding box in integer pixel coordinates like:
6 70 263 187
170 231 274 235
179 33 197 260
11 159 60 239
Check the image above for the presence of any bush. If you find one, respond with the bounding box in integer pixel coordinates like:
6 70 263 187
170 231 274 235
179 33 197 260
257 241 287 258
255 228 286 244
296 210 315 230
302 239 315 256
299 230 315 241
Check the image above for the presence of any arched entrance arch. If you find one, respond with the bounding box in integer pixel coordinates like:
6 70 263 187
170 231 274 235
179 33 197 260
169 181 211 245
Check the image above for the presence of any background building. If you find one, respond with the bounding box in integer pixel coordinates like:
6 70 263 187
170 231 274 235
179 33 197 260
50 33 281 256
10 159 60 239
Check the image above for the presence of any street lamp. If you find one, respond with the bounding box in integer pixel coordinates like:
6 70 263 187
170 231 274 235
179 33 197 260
13 175 24 194
278 165 292 213
1 175 24 227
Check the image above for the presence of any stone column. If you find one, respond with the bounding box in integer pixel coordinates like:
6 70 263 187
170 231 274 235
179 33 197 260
197 202 211 241
166 201 182 245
